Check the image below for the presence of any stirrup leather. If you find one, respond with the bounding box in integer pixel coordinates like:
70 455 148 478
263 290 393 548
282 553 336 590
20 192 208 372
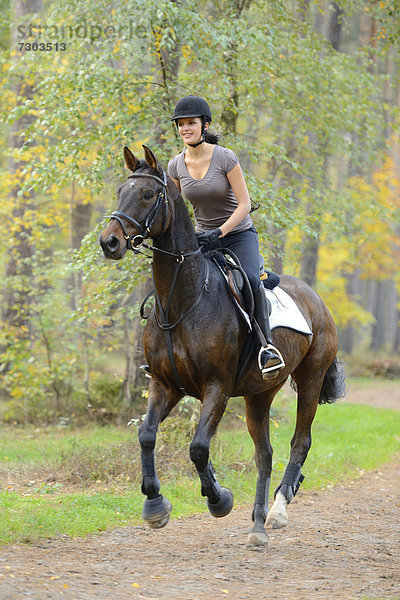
257 344 285 373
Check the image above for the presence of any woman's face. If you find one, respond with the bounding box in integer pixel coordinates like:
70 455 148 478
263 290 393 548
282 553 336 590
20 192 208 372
177 117 205 145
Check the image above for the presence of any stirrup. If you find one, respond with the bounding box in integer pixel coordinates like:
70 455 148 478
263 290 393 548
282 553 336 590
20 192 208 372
258 345 285 374
140 364 152 378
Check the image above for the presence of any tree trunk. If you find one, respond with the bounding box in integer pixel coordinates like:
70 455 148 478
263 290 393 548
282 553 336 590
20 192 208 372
299 230 320 287
268 224 285 274
68 183 92 311
2 0 43 337
327 2 343 51
220 40 239 135
371 280 388 350
152 4 181 147
219 1 252 135
299 4 343 288
340 271 361 354
393 310 400 353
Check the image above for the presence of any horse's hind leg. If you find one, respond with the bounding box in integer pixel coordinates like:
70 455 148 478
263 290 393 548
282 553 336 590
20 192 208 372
245 388 280 547
138 379 180 529
190 385 234 518
266 366 325 530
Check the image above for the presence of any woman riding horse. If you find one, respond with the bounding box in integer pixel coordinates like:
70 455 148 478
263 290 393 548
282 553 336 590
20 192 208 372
100 141 345 547
168 95 284 379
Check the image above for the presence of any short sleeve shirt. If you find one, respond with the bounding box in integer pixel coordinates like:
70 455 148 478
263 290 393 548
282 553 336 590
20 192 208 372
168 145 253 234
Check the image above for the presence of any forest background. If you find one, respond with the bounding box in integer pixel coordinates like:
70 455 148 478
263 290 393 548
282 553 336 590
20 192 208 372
0 0 399 425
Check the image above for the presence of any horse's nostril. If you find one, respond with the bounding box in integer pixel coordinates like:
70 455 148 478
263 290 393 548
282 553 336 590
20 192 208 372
106 235 120 251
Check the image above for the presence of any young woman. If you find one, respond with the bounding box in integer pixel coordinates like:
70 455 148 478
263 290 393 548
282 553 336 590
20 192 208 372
168 95 284 379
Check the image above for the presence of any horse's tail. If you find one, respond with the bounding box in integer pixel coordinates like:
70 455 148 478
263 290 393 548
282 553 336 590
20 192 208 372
319 357 346 405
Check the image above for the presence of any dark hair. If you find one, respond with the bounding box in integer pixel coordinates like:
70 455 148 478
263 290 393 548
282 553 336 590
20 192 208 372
204 131 220 145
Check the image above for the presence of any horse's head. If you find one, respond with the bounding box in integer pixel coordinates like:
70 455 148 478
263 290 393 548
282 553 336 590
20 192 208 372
100 145 171 260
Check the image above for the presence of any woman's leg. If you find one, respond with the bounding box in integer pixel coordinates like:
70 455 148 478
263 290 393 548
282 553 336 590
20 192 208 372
220 229 285 378
221 227 261 291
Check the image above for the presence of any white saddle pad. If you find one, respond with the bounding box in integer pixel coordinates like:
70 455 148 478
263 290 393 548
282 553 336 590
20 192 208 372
265 287 313 335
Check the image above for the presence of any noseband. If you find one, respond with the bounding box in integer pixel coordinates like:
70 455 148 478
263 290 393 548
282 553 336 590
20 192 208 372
105 170 169 250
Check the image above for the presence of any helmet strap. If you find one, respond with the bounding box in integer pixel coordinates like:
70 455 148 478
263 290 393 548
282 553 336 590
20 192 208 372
187 137 204 148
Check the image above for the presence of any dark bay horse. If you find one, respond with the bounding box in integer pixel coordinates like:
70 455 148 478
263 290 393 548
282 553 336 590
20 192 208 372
100 145 345 547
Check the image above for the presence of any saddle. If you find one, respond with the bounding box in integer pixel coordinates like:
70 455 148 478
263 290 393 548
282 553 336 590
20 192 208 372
209 249 280 322
140 248 281 325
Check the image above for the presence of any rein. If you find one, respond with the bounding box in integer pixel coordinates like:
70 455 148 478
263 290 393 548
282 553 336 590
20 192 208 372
105 169 207 395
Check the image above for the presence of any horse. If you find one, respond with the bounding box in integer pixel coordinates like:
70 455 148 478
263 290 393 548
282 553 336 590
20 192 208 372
100 145 345 547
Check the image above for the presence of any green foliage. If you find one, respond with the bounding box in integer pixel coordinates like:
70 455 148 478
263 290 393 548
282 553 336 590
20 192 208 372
0 0 399 413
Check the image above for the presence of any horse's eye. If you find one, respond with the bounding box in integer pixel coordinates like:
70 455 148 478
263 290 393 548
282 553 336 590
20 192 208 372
144 191 154 200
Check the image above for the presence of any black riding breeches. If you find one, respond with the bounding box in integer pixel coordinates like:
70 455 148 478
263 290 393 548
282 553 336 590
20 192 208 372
202 226 263 292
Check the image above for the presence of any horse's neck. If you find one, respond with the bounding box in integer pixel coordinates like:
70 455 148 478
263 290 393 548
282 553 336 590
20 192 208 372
152 194 205 310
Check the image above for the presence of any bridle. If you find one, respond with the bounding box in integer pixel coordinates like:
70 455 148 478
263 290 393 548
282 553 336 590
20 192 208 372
105 170 170 251
105 169 201 264
104 168 208 395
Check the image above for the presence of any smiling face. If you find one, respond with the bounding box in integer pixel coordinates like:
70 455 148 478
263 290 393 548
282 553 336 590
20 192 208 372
177 116 208 146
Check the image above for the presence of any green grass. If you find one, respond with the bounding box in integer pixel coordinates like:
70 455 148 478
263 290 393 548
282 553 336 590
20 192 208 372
346 376 400 389
0 397 399 544
0 425 132 464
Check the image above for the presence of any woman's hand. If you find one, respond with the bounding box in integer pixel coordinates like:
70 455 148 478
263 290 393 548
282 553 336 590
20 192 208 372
197 228 222 248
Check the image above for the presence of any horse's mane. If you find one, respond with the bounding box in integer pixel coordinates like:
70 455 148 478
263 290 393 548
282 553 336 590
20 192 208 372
126 159 198 245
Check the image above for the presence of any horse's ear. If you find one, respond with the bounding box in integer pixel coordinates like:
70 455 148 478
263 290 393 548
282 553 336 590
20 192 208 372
143 145 162 173
124 146 140 172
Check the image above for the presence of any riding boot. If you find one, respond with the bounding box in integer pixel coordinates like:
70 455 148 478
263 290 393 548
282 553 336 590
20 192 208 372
253 286 285 380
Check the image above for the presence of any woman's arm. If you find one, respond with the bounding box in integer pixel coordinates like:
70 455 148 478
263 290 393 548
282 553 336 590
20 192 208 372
219 163 251 237
169 176 181 191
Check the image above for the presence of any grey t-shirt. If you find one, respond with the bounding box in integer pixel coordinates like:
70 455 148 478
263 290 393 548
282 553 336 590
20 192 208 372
168 144 253 234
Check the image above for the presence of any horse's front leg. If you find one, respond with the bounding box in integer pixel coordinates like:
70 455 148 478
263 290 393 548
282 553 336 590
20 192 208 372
138 379 180 529
190 386 234 518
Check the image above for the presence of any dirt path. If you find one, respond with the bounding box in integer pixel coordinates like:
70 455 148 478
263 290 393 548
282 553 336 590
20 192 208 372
1 387 399 600
343 380 400 410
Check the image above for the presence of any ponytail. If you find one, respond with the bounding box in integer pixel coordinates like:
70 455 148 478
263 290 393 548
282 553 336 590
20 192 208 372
204 130 220 145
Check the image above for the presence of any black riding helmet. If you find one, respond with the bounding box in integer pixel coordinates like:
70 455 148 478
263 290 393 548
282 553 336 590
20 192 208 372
171 95 212 147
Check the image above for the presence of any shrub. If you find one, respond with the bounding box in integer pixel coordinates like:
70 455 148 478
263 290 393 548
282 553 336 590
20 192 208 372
344 352 400 379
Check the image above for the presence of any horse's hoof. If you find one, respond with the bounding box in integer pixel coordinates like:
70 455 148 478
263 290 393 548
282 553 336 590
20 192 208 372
207 487 234 518
142 495 172 529
265 511 288 529
266 491 288 529
247 530 269 547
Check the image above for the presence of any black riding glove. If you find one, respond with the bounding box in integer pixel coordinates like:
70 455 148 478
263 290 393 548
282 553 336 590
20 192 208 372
197 228 222 248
